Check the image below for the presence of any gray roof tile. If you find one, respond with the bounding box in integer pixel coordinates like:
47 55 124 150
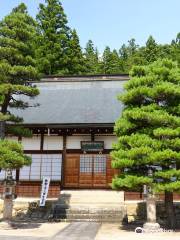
11 80 126 125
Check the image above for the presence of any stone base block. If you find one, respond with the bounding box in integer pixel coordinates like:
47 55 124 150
143 222 160 230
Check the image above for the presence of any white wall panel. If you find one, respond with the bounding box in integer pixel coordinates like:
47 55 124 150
44 136 63 150
95 135 117 149
6 136 18 142
21 136 41 150
67 135 91 149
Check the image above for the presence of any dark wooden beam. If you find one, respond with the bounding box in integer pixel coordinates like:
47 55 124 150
16 136 22 182
61 135 67 189
24 150 62 154
40 133 44 151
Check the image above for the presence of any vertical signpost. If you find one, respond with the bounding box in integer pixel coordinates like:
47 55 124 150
40 177 50 207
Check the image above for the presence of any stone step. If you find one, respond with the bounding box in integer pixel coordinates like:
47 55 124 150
52 219 125 223
60 190 124 194
59 190 124 203
52 190 126 223
55 209 125 214
56 213 124 218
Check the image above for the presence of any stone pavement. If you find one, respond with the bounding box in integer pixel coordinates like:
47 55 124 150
53 222 100 240
1 222 180 240
0 222 100 240
0 237 44 240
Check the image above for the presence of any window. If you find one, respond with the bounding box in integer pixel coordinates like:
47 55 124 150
80 155 107 174
94 155 106 173
80 155 93 173
20 154 62 181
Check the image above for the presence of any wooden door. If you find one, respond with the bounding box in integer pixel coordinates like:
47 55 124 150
64 154 118 188
93 155 107 187
64 154 79 187
79 155 93 187
79 154 107 188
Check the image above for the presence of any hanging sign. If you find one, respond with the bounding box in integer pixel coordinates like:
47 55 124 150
81 141 104 152
39 177 50 207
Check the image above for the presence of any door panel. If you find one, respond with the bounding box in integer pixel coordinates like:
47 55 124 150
64 154 79 187
79 155 93 187
93 155 107 187
64 154 117 188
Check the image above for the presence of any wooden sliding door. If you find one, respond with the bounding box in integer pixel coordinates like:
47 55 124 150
64 154 118 188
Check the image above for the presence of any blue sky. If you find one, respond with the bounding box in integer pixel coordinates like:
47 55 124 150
0 0 179 52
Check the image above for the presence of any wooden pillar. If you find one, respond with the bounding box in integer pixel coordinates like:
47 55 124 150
40 133 44 151
16 136 22 182
61 135 67 188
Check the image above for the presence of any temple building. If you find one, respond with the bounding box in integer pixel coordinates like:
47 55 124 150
1 74 129 198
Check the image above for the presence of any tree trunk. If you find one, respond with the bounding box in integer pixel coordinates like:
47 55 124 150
1 94 10 114
165 191 176 229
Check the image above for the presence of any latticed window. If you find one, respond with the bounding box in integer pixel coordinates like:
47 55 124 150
80 155 106 173
19 154 62 181
80 155 93 173
94 155 106 173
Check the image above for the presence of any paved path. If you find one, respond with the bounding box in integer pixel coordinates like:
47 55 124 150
0 237 44 240
0 222 101 240
52 222 101 240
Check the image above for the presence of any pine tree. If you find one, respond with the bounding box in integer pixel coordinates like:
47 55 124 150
67 29 85 75
0 3 39 137
111 59 180 228
119 39 140 73
36 0 71 75
84 40 100 74
102 47 122 74
0 139 31 169
144 35 160 63
171 33 180 65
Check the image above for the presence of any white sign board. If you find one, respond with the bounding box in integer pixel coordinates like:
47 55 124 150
39 177 50 207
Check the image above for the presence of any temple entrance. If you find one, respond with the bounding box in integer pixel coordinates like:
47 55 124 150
64 154 116 188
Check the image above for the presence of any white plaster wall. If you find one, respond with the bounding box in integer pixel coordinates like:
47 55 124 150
21 136 41 150
67 135 91 149
6 136 18 142
44 136 63 150
95 135 117 149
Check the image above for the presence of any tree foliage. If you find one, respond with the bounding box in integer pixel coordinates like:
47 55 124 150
111 59 180 193
0 3 39 123
36 0 71 75
35 0 85 75
0 3 39 169
0 140 31 169
84 40 101 74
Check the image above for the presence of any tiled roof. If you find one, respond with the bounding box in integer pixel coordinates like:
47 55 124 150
11 78 126 125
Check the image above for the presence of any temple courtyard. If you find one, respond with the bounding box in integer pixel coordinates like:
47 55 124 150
0 222 180 240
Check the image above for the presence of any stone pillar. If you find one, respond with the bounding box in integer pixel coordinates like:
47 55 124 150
143 195 160 230
2 170 16 222
3 198 13 220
